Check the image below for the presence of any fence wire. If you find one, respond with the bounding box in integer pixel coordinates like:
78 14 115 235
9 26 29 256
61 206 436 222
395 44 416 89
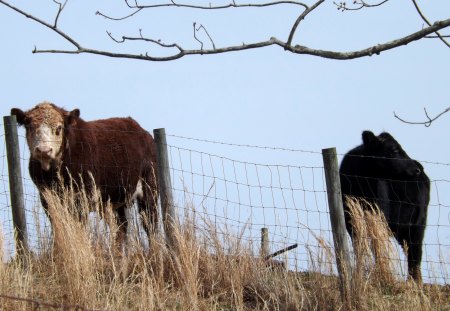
167 141 332 272
166 134 449 284
0 126 448 285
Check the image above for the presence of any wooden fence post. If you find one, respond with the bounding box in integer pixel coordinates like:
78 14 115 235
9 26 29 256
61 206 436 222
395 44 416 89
153 128 177 251
322 147 351 306
4 115 29 260
260 227 269 258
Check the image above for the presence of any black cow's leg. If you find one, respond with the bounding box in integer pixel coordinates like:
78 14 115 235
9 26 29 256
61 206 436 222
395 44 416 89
405 226 425 283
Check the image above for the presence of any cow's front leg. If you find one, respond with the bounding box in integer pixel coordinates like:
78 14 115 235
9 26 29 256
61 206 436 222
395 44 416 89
115 206 128 253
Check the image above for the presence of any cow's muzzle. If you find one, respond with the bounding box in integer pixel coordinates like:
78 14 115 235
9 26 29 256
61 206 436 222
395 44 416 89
34 146 53 158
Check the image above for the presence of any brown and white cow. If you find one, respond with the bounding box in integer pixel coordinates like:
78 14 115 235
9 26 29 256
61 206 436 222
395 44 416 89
11 102 159 247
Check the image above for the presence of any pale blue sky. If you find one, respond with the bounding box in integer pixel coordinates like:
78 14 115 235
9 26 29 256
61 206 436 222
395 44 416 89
0 0 449 282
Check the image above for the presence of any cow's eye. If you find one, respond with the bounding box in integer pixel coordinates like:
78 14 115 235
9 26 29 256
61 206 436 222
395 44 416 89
55 125 63 135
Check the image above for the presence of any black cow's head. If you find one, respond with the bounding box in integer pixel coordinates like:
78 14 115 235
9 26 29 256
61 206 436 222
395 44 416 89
11 102 80 171
361 130 422 179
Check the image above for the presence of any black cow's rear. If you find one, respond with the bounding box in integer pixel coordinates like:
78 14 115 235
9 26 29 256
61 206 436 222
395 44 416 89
339 130 430 282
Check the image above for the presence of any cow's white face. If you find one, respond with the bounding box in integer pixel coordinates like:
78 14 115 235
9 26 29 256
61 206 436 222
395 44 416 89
11 102 75 171
27 121 64 171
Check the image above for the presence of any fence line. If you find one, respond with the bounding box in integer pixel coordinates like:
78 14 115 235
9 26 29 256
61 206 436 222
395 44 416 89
168 133 450 167
165 133 450 284
167 133 324 154
0 126 449 284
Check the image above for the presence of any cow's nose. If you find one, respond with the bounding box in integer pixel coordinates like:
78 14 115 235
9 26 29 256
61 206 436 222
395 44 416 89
36 146 53 157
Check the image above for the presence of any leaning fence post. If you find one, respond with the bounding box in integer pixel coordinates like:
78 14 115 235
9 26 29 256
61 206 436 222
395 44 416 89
153 128 177 251
322 147 351 306
4 115 29 260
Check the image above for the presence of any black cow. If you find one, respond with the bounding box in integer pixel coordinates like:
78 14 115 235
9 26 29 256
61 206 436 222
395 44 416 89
339 130 430 282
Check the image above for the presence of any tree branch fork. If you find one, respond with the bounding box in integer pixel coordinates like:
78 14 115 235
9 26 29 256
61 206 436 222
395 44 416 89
394 107 450 127
0 0 449 62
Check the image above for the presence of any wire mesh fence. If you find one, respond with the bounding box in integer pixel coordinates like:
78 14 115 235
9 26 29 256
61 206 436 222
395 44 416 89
166 135 332 273
0 124 449 284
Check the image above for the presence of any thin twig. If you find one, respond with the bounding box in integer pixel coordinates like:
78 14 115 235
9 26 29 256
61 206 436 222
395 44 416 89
52 0 67 28
0 0 81 50
96 8 142 21
194 23 216 50
394 107 450 127
107 29 184 51
411 0 450 48
426 34 450 38
334 0 389 12
193 22 204 50
287 0 324 47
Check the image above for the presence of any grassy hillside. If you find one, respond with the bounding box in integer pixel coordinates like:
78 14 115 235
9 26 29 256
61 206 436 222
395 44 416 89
0 188 448 310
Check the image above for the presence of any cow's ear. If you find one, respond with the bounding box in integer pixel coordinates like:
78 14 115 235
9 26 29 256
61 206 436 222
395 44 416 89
11 108 29 126
362 130 377 146
65 108 80 127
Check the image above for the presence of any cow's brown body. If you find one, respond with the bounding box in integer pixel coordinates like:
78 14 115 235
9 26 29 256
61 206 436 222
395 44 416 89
11 102 159 246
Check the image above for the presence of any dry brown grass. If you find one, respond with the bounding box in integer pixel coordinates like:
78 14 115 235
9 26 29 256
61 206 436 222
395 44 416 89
0 189 448 310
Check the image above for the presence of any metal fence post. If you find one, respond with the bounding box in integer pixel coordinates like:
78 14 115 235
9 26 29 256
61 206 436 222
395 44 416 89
4 115 29 260
322 147 351 306
153 128 177 251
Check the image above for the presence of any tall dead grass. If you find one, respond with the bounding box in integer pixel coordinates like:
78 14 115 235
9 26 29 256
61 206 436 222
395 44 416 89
0 188 447 310
347 197 400 287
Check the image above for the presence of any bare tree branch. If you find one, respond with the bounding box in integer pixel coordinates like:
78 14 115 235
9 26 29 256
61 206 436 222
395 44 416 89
108 29 184 52
334 0 389 12
287 0 324 46
394 107 450 127
127 0 308 10
411 0 450 48
96 0 309 21
194 23 216 50
0 0 81 50
52 0 67 28
96 8 143 21
0 0 449 62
